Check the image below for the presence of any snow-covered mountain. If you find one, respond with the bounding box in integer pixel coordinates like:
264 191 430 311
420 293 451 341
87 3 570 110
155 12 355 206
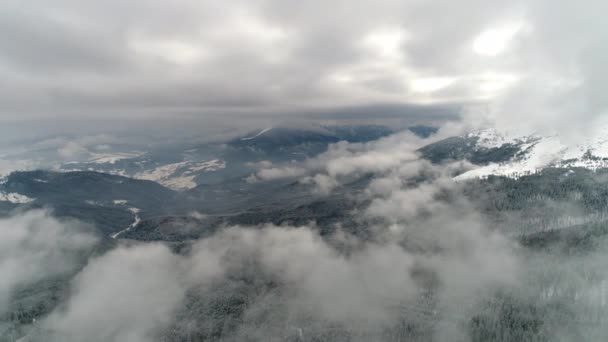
420 127 608 180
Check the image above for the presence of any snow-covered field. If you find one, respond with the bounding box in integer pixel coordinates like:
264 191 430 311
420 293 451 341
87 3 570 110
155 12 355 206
135 159 226 190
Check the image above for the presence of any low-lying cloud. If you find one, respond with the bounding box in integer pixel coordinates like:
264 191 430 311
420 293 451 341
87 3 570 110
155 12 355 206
7 125 608 341
30 216 518 341
41 244 189 342
0 210 97 312
14 131 519 341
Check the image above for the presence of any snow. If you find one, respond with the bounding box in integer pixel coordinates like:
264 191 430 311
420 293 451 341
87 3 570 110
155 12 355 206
0 192 34 204
467 128 542 149
111 207 141 239
87 152 143 164
185 159 226 173
455 127 608 181
135 161 190 182
241 127 273 140
468 129 515 149
160 175 197 190
134 159 226 190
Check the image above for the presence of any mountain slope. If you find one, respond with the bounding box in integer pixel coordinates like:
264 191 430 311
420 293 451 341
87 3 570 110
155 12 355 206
0 170 176 236
420 127 608 180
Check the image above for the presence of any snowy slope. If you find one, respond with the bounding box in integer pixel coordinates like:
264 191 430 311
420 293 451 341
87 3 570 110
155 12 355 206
241 127 273 140
134 159 226 190
454 127 608 180
0 192 34 204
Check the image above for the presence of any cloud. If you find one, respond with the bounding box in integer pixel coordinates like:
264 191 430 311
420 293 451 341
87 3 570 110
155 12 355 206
57 141 88 159
34 216 517 341
247 165 307 183
247 129 462 192
0 159 37 178
213 226 419 327
0 0 604 128
0 210 98 313
41 244 189 342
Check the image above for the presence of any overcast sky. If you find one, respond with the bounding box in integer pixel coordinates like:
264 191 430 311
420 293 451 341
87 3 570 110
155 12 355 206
1 0 607 130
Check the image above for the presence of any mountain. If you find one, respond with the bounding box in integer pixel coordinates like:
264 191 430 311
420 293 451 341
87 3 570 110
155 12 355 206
226 125 395 159
0 170 176 236
6 126 608 342
46 125 397 191
408 125 439 138
229 125 396 148
420 127 608 180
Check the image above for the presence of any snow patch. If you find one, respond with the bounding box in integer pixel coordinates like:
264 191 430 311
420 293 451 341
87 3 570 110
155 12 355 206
0 192 34 204
160 176 197 190
241 127 273 140
185 159 226 174
134 159 225 190
135 162 190 182
88 152 143 164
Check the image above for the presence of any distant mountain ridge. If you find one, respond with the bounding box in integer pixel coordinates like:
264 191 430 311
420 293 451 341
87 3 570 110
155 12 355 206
49 124 399 191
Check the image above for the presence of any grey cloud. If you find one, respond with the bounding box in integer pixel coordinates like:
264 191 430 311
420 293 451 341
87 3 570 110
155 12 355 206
0 0 605 140
0 1 524 119
0 7 127 74
0 159 36 178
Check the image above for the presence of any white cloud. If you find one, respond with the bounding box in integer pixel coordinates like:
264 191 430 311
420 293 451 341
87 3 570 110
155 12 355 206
362 28 407 60
472 22 524 56
247 165 307 183
0 210 97 312
57 141 88 159
411 77 457 93
42 244 188 342
2 0 602 123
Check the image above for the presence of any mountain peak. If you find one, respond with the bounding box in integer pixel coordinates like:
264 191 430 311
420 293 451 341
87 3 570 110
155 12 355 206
420 127 608 180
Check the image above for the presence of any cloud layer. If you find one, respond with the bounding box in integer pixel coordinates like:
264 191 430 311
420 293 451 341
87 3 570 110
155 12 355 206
2 0 607 134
